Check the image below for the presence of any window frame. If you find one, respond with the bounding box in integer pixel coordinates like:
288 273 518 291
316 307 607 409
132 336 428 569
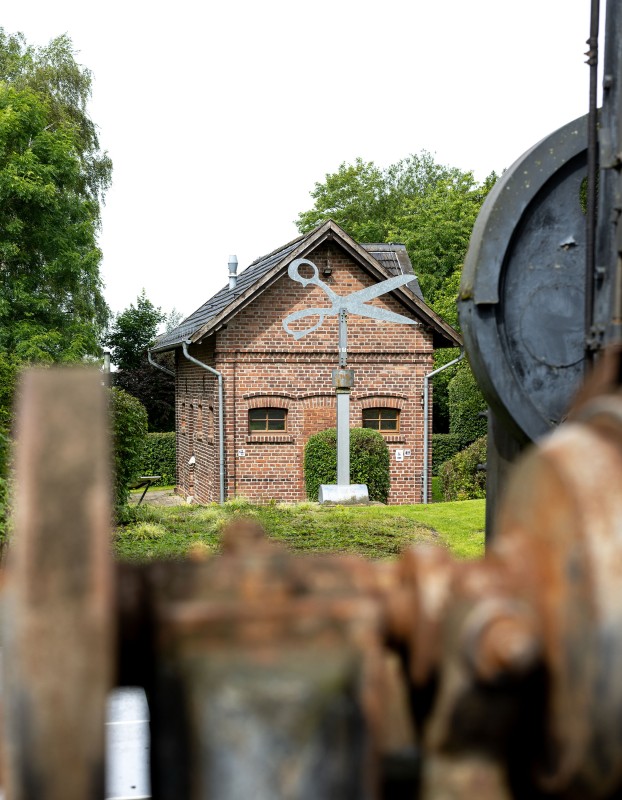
248 407 288 433
362 407 400 433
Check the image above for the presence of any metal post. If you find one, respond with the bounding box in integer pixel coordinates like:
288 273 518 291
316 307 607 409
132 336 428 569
422 351 464 503
336 389 350 485
338 308 347 368
336 309 350 485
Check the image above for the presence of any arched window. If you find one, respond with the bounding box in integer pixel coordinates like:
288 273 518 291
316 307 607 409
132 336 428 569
197 402 203 439
248 407 288 432
180 400 187 434
362 407 400 432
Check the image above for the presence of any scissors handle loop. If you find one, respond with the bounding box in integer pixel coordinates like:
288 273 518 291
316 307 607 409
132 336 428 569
282 307 328 340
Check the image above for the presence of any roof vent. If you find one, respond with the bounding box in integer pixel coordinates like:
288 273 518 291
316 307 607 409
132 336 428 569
228 255 238 291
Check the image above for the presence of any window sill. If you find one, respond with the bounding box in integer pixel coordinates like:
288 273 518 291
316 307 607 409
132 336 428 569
382 435 406 444
246 434 294 444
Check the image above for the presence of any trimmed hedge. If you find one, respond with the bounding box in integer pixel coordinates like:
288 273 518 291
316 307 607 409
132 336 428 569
447 363 487 447
109 387 148 513
0 427 9 548
304 427 390 503
440 435 487 501
432 433 462 476
139 432 176 486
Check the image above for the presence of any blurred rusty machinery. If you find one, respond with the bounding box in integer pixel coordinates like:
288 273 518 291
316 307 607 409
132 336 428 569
4 354 622 800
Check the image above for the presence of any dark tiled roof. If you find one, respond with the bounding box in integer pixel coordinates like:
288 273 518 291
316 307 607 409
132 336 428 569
153 225 440 352
152 233 306 351
361 244 424 299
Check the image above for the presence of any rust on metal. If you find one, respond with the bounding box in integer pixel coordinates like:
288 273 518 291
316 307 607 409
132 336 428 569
6 365 622 799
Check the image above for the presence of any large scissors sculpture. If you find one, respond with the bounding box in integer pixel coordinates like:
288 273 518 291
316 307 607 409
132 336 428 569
282 257 418 493
282 258 417 343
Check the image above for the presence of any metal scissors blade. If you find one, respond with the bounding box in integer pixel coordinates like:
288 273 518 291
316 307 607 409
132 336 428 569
344 274 418 305
346 301 415 326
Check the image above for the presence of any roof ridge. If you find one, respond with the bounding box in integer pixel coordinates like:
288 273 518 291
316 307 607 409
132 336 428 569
247 228 310 267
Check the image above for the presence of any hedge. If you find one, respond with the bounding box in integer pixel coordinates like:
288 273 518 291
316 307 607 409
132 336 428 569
139 432 176 486
440 435 487 501
109 387 149 513
0 427 9 548
304 427 390 503
432 433 462 476
447 363 487 447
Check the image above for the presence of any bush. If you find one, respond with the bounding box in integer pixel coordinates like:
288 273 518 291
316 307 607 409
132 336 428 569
139 432 176 485
440 435 487 501
304 427 390 503
109 387 148 513
0 427 9 547
432 433 462 475
448 362 487 447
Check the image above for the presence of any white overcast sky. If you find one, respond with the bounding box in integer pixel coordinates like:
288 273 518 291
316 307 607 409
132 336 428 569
4 0 596 320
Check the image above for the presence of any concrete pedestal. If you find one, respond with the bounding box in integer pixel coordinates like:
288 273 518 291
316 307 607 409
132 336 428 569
318 484 369 504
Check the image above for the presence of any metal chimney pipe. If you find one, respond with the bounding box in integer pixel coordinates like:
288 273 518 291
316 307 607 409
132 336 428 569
228 255 238 291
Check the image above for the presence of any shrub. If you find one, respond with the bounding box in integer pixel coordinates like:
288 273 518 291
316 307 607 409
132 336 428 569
304 427 390 503
440 435 487 501
448 363 487 447
432 433 462 475
139 432 175 485
109 387 148 513
120 522 167 541
0 427 9 548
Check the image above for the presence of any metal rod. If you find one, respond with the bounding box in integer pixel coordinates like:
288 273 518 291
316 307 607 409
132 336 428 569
336 389 350 485
148 349 175 378
422 351 464 503
585 0 601 362
182 341 225 504
338 309 347 368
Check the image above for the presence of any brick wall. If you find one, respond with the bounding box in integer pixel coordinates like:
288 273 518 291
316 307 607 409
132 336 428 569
175 241 435 504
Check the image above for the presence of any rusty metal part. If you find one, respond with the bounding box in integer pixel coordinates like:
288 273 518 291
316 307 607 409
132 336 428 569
8 367 622 800
3 370 114 800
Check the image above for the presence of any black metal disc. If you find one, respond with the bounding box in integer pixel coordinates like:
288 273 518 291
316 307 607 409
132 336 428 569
459 115 588 444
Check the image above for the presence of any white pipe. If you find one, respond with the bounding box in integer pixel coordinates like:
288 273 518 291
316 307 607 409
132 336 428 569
228 255 238 291
148 349 175 377
423 350 464 503
182 341 225 504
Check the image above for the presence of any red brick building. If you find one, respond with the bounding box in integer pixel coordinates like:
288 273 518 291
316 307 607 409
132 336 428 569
151 221 460 504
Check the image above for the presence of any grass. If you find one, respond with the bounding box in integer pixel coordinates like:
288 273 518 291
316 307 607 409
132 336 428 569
115 498 485 561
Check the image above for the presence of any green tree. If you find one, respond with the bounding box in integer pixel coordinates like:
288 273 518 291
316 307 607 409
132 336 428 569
0 30 111 366
298 154 496 432
105 291 164 371
0 29 112 536
297 153 495 305
106 292 175 431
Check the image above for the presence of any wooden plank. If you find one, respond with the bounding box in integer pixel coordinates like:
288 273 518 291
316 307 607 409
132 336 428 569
3 369 114 800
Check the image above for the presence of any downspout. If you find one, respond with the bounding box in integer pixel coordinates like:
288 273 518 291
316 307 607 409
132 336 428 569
182 340 225 504
422 349 464 504
148 349 175 378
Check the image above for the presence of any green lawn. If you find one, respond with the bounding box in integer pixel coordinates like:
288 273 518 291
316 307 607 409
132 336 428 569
116 498 485 561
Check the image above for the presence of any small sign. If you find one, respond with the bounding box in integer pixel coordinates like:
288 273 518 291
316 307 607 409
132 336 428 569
404 449 412 457
395 449 404 462
237 449 246 457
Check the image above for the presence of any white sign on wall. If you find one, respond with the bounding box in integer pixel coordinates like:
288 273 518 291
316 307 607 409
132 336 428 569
395 450 404 462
